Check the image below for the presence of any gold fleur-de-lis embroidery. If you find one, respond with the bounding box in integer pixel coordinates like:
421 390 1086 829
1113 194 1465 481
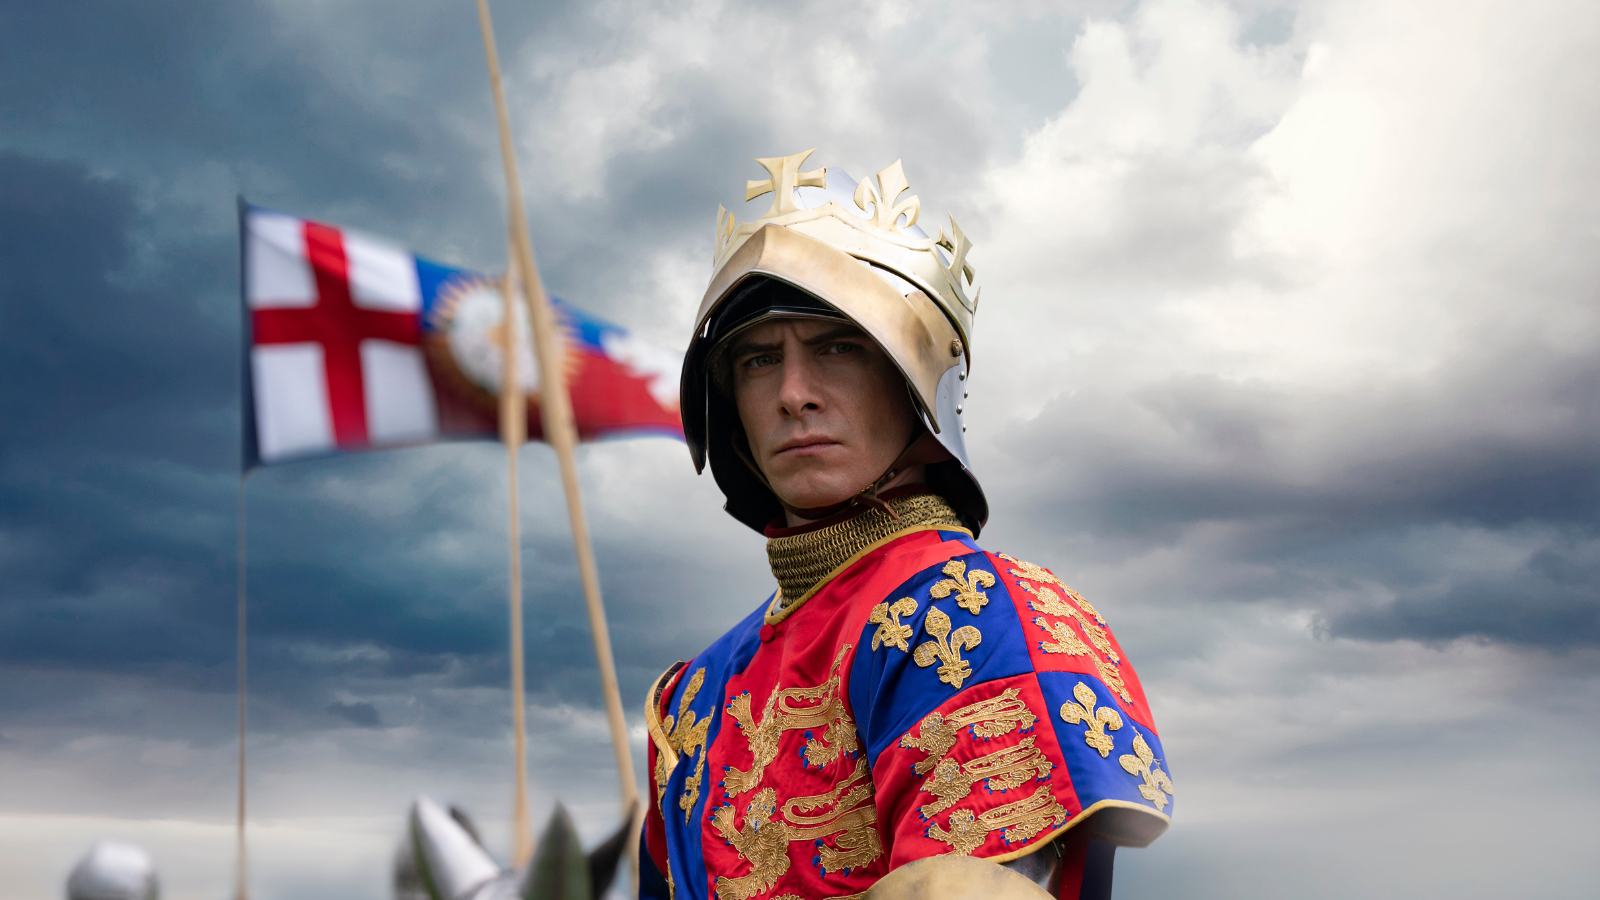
1058 682 1123 758
868 597 918 652
1119 728 1174 812
659 668 712 822
899 688 1037 774
926 784 1069 855
917 735 1054 819
929 559 995 615
913 607 982 689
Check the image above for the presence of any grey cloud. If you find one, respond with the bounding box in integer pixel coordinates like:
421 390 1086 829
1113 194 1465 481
1327 538 1600 648
987 329 1600 649
327 700 382 729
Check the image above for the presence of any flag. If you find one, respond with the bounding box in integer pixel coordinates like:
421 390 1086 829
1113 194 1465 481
241 203 682 467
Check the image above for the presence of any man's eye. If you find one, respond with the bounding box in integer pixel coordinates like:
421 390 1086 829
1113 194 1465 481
823 342 857 356
744 354 777 369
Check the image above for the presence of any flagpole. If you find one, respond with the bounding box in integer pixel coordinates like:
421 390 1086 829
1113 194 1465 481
474 0 641 850
235 473 249 900
501 257 533 867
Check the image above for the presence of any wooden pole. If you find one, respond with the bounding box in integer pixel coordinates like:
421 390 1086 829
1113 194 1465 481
235 475 249 900
474 0 640 846
502 257 533 867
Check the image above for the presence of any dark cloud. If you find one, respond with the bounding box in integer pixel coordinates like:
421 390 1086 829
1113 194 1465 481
1326 538 1600 648
327 700 382 729
988 334 1600 648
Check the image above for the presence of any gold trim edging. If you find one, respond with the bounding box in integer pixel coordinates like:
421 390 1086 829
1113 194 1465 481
645 662 686 770
981 799 1172 864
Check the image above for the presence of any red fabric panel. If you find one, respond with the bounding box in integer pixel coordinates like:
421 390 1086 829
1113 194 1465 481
989 551 1158 733
870 673 1082 866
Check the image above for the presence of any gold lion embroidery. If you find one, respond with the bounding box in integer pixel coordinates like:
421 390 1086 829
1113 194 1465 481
1120 728 1174 812
711 788 789 900
899 688 1038 774
1033 617 1091 656
926 784 1070 856
1058 681 1124 758
723 646 859 796
713 656 883 900
656 667 712 821
997 554 1104 622
917 735 1054 818
1020 583 1120 664
1000 553 1131 703
1033 616 1129 703
913 607 981 689
711 766 884 900
711 766 883 900
868 597 918 652
929 559 995 615
781 759 882 874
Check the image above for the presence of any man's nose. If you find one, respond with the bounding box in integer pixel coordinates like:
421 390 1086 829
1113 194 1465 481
777 350 825 418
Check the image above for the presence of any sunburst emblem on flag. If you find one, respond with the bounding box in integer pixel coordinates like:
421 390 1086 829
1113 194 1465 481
424 272 576 411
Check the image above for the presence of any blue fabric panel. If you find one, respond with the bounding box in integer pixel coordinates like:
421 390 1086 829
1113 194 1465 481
637 824 672 900
849 545 1034 767
414 254 466 328
1035 671 1175 819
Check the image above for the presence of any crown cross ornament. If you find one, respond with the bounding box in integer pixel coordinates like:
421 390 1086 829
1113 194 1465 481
746 148 827 216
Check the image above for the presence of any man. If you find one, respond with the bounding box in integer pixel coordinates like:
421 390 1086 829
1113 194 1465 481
641 150 1173 900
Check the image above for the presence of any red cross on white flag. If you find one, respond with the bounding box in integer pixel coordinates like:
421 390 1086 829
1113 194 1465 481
244 208 440 463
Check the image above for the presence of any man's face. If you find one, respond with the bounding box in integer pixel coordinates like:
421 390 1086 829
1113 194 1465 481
730 317 918 513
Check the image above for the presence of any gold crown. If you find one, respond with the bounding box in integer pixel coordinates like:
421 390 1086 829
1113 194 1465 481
712 149 979 347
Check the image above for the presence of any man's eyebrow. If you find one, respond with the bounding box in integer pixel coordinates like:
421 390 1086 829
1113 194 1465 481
798 325 868 346
728 337 782 358
729 325 867 359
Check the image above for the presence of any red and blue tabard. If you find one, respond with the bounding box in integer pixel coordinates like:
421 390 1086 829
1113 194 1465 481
641 498 1172 900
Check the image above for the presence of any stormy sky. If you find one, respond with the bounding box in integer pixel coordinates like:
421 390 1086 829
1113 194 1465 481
2 0 1598 897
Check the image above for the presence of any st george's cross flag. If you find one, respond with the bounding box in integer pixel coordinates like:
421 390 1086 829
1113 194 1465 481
241 203 683 467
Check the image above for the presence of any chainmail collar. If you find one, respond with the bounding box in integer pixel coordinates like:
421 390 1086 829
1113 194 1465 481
765 491 968 624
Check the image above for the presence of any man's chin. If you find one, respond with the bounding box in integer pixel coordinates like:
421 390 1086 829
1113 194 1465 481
770 480 863 515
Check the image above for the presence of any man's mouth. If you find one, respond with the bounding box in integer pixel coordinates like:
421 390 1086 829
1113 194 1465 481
774 436 841 456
